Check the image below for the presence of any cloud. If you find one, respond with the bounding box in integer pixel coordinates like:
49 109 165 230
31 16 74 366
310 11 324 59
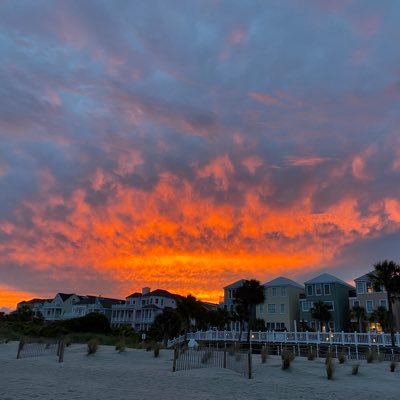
1 0 400 306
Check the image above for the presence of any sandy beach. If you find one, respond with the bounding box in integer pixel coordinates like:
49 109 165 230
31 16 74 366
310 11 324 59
1 342 399 400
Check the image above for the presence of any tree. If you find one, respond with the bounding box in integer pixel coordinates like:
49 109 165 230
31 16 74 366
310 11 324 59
311 301 331 331
368 260 400 347
205 308 230 330
176 294 204 339
148 308 182 346
233 279 265 343
370 306 390 332
350 305 366 332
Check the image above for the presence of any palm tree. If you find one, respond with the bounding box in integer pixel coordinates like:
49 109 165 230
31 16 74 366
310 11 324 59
233 279 265 343
368 260 400 347
311 301 331 331
369 306 390 332
350 305 366 332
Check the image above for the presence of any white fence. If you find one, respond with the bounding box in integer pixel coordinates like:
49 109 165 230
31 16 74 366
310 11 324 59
167 330 400 348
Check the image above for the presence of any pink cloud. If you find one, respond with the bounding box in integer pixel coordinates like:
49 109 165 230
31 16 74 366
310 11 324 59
242 156 263 173
351 145 376 181
284 155 334 167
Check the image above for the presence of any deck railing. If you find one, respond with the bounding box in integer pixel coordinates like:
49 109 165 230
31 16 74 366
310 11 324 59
167 330 400 348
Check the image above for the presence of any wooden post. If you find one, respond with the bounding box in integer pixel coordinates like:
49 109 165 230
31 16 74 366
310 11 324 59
16 340 24 359
223 344 227 369
172 347 177 372
247 350 252 379
58 341 65 363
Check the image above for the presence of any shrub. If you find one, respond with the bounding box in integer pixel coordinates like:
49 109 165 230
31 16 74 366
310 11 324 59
64 336 72 347
352 363 359 375
366 350 375 364
87 339 99 355
390 361 397 372
261 346 268 364
325 350 332 365
307 347 316 360
281 347 295 361
154 343 161 358
201 350 212 364
282 351 291 370
115 340 126 353
338 352 346 364
326 357 335 380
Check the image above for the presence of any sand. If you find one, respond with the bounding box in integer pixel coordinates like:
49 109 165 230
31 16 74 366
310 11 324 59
0 342 399 400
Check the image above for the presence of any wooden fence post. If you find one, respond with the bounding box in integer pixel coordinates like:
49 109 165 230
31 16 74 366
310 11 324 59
58 341 65 363
247 350 252 379
223 344 227 369
172 347 177 372
16 340 24 359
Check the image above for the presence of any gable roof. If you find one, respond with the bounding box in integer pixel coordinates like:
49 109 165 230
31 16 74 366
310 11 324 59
305 273 353 287
126 292 142 299
354 272 372 282
57 293 76 301
142 289 183 301
224 279 247 290
264 276 304 290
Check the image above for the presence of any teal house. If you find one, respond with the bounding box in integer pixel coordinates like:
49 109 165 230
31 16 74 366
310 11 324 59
299 273 354 332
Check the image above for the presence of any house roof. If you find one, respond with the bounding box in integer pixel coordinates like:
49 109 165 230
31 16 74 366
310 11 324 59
223 279 247 290
126 292 142 299
354 272 372 282
142 289 183 301
263 276 304 290
18 298 48 305
305 273 353 288
58 293 76 301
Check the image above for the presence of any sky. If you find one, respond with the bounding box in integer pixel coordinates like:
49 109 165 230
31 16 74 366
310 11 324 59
1 0 400 311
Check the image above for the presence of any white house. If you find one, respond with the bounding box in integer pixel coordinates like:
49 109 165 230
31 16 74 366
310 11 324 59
111 288 183 331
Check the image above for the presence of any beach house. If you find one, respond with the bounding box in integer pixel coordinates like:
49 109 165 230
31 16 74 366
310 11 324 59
299 273 354 331
256 276 304 331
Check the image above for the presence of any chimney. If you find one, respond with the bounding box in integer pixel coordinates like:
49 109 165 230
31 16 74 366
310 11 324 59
142 287 150 295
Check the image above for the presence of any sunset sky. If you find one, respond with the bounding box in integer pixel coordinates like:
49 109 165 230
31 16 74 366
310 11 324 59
1 0 400 311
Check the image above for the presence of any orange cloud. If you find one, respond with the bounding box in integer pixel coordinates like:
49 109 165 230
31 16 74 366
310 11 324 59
0 284 43 310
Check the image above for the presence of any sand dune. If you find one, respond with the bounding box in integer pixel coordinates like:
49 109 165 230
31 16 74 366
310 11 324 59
0 342 399 400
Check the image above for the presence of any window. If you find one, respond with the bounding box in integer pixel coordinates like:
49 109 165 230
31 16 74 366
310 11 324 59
353 300 360 307
379 299 387 309
259 304 264 314
315 284 322 295
356 282 365 294
366 300 373 312
366 282 373 293
281 287 286 297
328 321 335 331
324 284 330 295
272 287 277 297
150 298 153 304
324 301 334 311
302 301 311 312
307 285 313 296
268 304 276 313
280 304 285 313
142 300 145 306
